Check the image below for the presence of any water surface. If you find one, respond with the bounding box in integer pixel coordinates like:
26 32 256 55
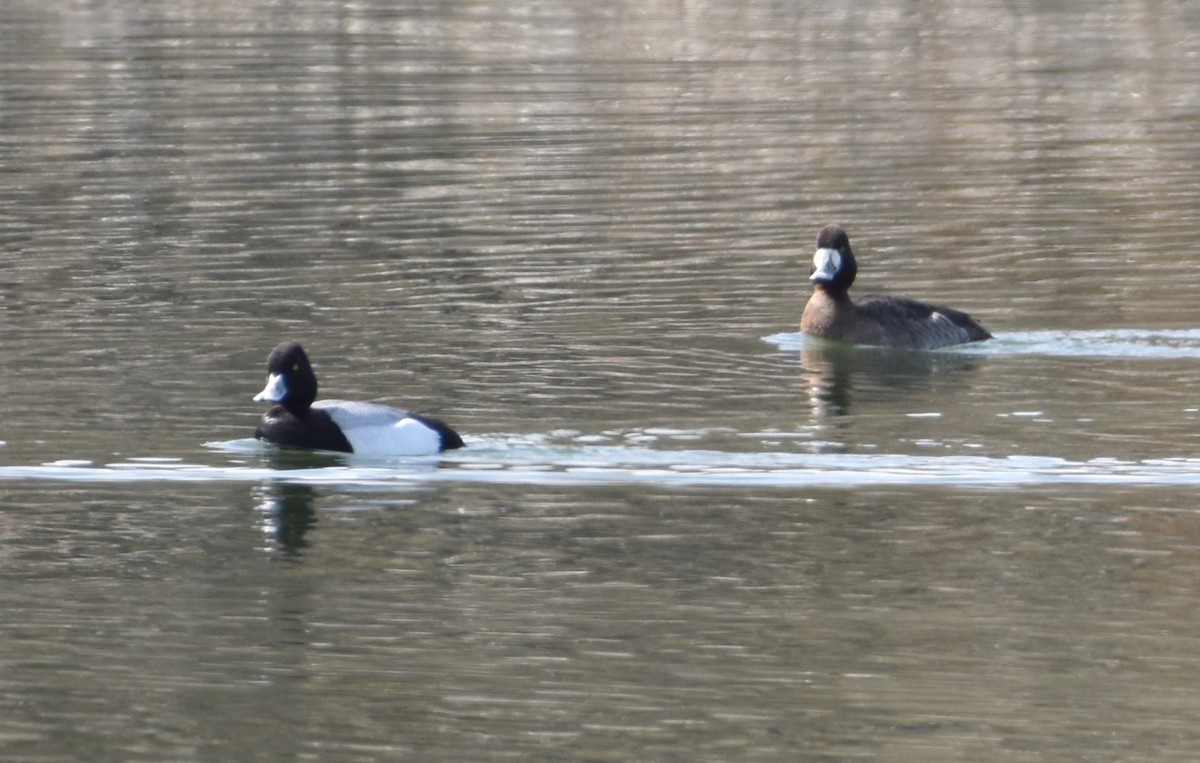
4 0 1200 760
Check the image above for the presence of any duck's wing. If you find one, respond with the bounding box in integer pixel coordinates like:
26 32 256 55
312 399 409 430
313 400 462 454
857 295 991 349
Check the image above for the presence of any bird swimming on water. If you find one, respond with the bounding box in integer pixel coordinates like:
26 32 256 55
800 224 991 350
252 341 463 456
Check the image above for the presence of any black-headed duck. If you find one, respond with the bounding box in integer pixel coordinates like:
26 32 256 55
252 341 464 456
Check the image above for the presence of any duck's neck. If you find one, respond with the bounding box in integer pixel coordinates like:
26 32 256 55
813 283 853 304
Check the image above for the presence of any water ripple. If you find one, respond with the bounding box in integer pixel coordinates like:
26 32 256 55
3 443 1200 488
766 329 1200 359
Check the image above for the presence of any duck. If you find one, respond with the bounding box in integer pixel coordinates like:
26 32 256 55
252 341 464 456
800 224 991 350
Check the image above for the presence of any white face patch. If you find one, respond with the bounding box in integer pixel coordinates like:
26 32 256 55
253 372 288 403
810 247 842 282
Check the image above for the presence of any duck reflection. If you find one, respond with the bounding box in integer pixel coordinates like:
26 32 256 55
800 338 983 420
253 480 319 553
250 447 345 552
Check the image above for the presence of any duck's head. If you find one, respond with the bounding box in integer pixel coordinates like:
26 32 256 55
253 341 318 414
810 223 858 291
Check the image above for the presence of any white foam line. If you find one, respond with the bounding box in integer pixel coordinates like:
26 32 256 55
2 455 1200 488
764 329 1200 359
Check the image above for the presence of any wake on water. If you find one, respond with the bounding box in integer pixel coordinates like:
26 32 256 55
765 328 1200 359
0 436 1197 488
2 329 1198 488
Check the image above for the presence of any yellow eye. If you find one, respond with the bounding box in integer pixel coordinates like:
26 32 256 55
292 363 300 372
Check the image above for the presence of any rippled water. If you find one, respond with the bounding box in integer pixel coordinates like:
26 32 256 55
5 0 1200 760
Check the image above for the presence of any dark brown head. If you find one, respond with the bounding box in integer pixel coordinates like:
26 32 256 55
810 224 858 292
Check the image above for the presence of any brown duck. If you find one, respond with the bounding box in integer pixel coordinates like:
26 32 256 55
800 224 991 350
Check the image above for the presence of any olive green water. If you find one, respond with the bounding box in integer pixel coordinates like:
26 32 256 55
4 1 1200 760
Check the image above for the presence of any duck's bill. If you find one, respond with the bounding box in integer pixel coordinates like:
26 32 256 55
810 247 841 282
253 373 287 403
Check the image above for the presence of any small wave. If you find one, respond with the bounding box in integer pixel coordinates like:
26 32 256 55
765 329 1200 359
4 443 1200 488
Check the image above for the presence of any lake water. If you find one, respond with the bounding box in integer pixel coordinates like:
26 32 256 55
5 0 1200 760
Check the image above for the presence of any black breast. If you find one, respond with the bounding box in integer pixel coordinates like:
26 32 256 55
255 406 354 453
